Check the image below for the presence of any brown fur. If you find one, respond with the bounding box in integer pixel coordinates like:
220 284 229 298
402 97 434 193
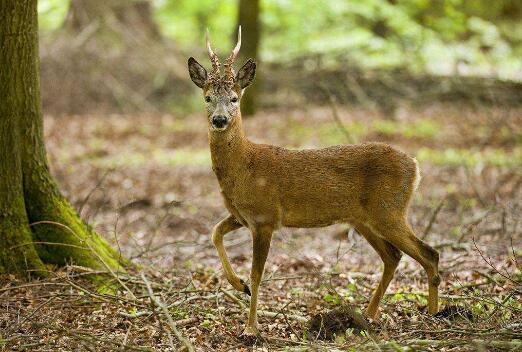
212 126 417 229
188 38 440 336
206 109 440 335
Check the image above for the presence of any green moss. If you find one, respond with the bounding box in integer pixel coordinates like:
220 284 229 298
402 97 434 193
0 214 46 277
25 179 127 273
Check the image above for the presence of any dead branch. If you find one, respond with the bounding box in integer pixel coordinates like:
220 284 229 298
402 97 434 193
422 199 445 239
140 272 194 352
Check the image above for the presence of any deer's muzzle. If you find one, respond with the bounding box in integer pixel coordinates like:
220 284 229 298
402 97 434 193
212 115 228 130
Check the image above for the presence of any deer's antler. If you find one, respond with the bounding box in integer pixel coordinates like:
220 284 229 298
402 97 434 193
226 25 241 66
224 26 242 84
206 29 221 80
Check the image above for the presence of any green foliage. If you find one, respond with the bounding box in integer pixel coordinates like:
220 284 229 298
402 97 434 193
38 0 68 31
285 118 439 147
155 0 237 54
389 291 428 306
290 287 304 297
416 146 522 167
323 293 342 305
373 119 439 138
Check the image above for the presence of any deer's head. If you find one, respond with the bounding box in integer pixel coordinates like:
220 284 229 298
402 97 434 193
188 27 256 132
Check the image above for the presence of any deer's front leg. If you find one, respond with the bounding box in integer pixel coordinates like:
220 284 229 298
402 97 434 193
211 215 250 294
243 225 273 336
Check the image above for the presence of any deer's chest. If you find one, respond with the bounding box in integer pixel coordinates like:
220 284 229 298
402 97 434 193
216 170 281 227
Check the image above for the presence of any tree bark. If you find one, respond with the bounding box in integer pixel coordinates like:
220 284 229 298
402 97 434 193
236 0 261 116
0 0 125 277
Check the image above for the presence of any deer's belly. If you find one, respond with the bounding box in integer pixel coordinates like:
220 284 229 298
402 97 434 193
221 180 360 228
281 205 347 228
279 191 362 228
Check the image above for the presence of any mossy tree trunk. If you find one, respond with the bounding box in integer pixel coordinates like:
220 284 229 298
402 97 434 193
0 0 125 277
236 0 260 116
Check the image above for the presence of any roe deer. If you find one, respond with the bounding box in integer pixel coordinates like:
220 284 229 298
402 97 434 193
187 27 440 337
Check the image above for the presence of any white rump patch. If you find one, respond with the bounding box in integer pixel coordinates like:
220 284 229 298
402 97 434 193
413 158 421 191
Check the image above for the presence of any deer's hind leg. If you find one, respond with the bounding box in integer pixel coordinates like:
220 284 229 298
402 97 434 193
372 217 440 315
355 223 402 319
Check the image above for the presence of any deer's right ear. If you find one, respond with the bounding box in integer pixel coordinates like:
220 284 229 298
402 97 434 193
236 59 256 89
188 57 207 88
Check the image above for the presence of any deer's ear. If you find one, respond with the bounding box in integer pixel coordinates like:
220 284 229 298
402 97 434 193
188 57 207 88
236 59 256 89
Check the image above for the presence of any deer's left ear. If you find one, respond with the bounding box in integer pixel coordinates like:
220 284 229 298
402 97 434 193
236 59 256 89
188 57 207 88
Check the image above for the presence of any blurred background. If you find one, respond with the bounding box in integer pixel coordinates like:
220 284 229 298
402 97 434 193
38 0 522 116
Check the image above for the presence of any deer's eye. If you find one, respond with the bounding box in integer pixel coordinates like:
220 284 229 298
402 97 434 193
231 97 238 103
205 96 211 103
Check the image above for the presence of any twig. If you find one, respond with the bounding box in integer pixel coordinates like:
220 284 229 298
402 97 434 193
78 168 111 216
377 339 522 349
473 237 522 289
422 199 445 239
119 293 222 318
6 296 57 334
66 330 152 351
260 335 310 347
221 288 246 309
257 310 308 323
279 300 300 337
222 287 307 324
65 279 112 303
174 317 198 327
140 272 194 352
0 281 69 294
320 83 355 144
457 210 491 242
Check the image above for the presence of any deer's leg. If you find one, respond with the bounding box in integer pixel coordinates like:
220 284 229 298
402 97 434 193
374 218 440 315
211 215 250 294
243 225 273 336
355 224 402 319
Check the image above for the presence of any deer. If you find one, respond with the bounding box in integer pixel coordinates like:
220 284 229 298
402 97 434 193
187 27 440 337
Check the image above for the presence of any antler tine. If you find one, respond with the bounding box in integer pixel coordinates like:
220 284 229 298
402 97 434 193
226 25 242 64
231 25 242 63
206 28 220 71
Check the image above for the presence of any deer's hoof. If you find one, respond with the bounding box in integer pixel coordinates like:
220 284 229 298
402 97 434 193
240 326 261 345
240 279 251 296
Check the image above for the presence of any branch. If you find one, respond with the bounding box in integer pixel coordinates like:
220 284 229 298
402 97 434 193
422 199 445 239
140 273 194 352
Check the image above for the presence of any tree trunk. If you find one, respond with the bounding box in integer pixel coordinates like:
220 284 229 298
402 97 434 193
0 0 125 277
236 0 261 116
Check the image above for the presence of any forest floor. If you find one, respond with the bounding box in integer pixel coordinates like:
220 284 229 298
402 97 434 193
1 103 521 351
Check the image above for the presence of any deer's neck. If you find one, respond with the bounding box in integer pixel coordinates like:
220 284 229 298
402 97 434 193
208 116 249 184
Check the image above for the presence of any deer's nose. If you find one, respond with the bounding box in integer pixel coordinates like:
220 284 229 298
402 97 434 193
212 115 228 129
